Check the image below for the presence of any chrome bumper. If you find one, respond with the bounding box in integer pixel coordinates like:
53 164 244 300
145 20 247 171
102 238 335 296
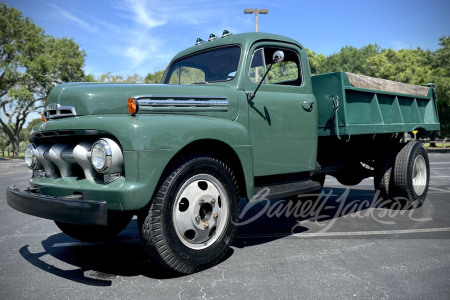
6 185 107 226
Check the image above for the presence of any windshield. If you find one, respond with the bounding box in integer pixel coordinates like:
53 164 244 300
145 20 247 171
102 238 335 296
164 45 241 84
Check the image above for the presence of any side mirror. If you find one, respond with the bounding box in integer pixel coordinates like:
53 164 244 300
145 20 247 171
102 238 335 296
272 50 285 63
248 50 285 102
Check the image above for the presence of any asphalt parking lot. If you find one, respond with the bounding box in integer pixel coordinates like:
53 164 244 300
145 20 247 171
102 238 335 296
0 152 449 299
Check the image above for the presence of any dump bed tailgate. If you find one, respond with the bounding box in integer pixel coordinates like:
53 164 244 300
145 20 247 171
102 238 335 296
311 72 440 137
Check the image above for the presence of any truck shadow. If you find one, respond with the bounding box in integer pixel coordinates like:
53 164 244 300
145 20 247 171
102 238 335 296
233 186 398 247
18 187 388 283
18 220 186 285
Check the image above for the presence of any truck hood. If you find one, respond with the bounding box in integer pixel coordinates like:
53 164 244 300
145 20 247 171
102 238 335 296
46 83 239 120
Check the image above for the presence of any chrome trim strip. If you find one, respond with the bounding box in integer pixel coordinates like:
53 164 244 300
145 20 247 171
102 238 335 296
138 100 228 107
134 95 228 112
44 104 77 119
133 95 227 100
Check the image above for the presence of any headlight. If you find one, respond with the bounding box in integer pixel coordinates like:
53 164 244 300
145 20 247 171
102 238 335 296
90 138 123 174
24 144 37 169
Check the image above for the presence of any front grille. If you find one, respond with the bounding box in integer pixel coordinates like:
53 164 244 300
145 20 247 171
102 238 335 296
30 134 123 184
34 142 98 181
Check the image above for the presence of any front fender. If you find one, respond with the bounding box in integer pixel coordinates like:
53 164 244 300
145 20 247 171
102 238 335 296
31 115 254 210
132 115 254 208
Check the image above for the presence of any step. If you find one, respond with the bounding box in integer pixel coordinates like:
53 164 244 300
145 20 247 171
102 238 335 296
253 180 322 202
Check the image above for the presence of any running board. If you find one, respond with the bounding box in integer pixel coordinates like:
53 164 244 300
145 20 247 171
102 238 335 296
252 180 322 202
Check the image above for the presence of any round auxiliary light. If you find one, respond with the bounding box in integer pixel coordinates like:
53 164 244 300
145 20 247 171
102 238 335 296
91 139 112 173
127 97 139 115
24 144 37 169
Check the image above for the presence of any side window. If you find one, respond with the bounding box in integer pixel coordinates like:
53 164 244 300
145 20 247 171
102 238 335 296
249 47 302 86
249 48 266 83
168 66 205 84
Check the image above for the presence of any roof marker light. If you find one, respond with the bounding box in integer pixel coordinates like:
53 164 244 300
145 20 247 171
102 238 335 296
195 38 205 45
208 33 217 41
222 30 232 37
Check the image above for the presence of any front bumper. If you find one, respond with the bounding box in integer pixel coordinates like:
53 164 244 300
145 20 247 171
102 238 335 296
6 185 107 226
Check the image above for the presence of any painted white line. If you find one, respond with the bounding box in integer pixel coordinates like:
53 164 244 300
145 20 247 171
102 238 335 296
236 227 450 239
52 239 141 248
429 187 450 193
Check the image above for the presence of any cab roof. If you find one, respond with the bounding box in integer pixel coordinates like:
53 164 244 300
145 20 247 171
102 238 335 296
170 32 304 62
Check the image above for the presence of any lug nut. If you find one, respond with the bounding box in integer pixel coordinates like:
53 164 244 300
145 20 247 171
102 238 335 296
210 199 215 204
195 215 201 221
204 223 209 229
213 213 218 218
199 199 204 205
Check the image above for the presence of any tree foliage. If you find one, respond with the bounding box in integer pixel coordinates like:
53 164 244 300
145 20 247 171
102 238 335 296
314 44 384 75
145 70 165 84
0 3 85 156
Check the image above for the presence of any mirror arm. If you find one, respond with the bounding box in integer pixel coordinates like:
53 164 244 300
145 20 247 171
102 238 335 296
248 63 275 102
247 50 284 102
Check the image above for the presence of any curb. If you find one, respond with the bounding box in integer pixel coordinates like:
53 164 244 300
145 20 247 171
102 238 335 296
426 148 450 153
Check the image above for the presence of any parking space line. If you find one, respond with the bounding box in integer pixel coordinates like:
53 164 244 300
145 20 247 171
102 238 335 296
429 187 450 193
52 239 141 248
236 227 450 239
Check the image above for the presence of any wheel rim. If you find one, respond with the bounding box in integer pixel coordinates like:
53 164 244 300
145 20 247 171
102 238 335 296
412 155 427 196
173 174 230 250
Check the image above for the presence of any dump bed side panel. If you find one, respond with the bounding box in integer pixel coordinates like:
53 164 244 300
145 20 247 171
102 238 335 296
311 72 440 137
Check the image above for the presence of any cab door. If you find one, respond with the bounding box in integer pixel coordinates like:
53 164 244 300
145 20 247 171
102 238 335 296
245 43 317 177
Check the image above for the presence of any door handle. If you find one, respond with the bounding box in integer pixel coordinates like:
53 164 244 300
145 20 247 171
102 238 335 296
302 101 314 112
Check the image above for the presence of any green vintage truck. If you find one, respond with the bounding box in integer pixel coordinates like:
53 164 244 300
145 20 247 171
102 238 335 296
7 32 440 274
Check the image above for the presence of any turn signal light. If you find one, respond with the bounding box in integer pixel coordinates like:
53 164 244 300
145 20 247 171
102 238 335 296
41 113 47 122
127 98 139 116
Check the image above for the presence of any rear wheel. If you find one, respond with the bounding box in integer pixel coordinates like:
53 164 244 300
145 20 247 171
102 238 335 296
374 147 396 201
55 212 133 241
391 141 430 207
138 156 240 274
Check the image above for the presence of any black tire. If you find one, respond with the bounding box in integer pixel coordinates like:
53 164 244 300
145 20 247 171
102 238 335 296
391 141 430 207
374 147 396 201
55 212 133 242
138 156 240 274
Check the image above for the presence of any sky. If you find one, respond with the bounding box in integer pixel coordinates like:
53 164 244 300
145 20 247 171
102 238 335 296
3 0 450 80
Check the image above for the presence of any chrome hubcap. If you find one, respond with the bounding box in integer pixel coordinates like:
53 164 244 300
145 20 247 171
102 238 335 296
173 174 229 250
412 155 427 196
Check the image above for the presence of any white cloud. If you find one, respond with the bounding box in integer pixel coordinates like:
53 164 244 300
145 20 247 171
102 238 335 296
45 2 98 33
120 0 167 28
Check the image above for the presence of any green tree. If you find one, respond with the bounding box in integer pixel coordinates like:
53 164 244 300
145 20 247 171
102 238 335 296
365 48 433 84
145 70 165 84
0 3 86 156
319 44 384 74
83 74 96 82
95 72 144 83
305 48 326 75
430 37 450 136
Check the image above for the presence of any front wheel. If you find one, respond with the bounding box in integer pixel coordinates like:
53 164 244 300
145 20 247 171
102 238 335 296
138 156 240 274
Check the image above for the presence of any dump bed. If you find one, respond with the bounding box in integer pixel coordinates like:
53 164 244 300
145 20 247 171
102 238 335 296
311 72 440 137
